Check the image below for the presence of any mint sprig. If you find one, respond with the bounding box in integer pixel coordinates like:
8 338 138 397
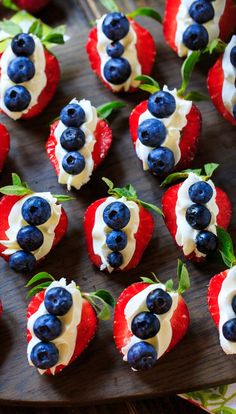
178 51 201 97
127 7 162 23
102 177 162 216
217 227 236 268
160 164 219 187
135 75 160 94
82 290 115 321
96 101 126 120
26 272 55 299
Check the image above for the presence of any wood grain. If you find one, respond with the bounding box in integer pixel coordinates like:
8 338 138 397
0 0 235 407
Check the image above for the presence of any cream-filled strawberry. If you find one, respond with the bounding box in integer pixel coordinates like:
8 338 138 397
114 261 190 370
162 164 231 261
84 178 161 273
0 173 71 273
26 272 114 375
46 99 124 191
163 0 236 57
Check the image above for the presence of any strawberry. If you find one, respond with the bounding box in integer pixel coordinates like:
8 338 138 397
0 173 71 273
13 0 51 13
113 261 190 370
84 178 162 273
46 99 124 191
0 123 10 172
26 272 114 375
161 164 231 262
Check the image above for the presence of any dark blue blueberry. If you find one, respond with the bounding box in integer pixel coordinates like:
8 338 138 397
44 287 73 316
146 288 173 315
127 341 157 371
148 91 176 119
233 104 236 119
60 103 86 127
103 201 130 229
183 23 209 51
104 57 131 84
230 46 236 68
106 41 124 58
106 230 127 251
138 119 167 147
188 181 213 204
60 127 85 151
102 12 129 41
30 342 59 369
33 314 62 342
22 196 51 226
4 85 31 112
147 147 175 175
7 57 35 84
9 250 36 273
222 318 236 342
11 33 35 56
62 151 85 175
196 230 218 254
232 295 236 313
17 225 44 252
131 311 160 340
189 1 214 24
107 251 123 269
186 203 211 230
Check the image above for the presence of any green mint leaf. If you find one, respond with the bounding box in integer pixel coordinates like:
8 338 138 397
178 51 201 95
139 84 160 94
218 384 228 397
29 20 43 39
177 260 190 294
135 75 160 94
205 38 226 55
97 301 111 320
92 289 115 308
99 0 119 12
183 91 209 101
217 226 236 267
140 277 156 284
0 20 22 36
127 7 162 23
26 282 52 299
2 0 19 11
96 101 125 120
160 172 189 187
42 32 64 45
52 194 75 202
203 163 219 178
102 177 137 200
102 177 114 191
138 200 163 216
12 173 22 187
165 279 174 291
25 272 54 287
0 185 33 196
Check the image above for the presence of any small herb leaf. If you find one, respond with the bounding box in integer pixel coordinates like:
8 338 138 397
96 101 125 120
165 279 174 291
217 226 236 268
135 75 160 93
92 289 115 308
29 20 43 39
99 0 119 12
177 260 190 294
205 38 226 55
160 169 202 187
127 8 162 23
42 32 64 44
178 51 201 96
0 185 33 196
2 0 19 11
52 194 75 202
12 173 22 187
0 20 22 36
140 277 156 284
203 163 219 178
25 272 54 287
139 84 160 94
26 282 52 299
183 91 209 101
138 200 163 216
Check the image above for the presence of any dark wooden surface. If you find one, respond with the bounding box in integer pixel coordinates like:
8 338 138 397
0 0 235 408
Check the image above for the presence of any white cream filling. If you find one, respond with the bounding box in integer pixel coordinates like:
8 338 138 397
0 34 47 120
54 98 97 191
0 192 61 260
222 35 236 116
175 0 226 57
135 86 192 170
175 173 219 258
96 14 141 92
92 196 140 273
27 278 83 375
121 283 179 365
218 266 236 354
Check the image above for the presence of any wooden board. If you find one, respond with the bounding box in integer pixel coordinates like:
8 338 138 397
0 0 235 407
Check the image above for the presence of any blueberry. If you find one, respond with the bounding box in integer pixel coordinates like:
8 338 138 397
106 41 124 58
60 127 85 151
138 119 167 147
7 57 35 84
62 151 85 175
233 104 236 119
44 287 73 316
11 33 35 56
232 295 236 313
22 196 51 226
17 225 44 252
186 204 211 230
103 201 130 229
60 103 86 127
183 24 209 51
107 251 123 269
147 147 175 175
188 181 213 204
30 342 59 369
196 230 218 254
103 57 131 84
189 1 214 24
9 250 36 273
146 288 173 315
222 318 236 342
148 91 176 119
106 230 127 251
4 85 31 112
127 341 157 371
131 311 160 340
102 12 130 41
33 314 62 342
230 46 236 68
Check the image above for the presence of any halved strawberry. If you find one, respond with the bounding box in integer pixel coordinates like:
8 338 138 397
13 0 51 13
207 270 227 328
0 123 10 171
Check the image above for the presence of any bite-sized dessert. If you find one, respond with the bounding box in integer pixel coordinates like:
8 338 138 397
0 173 71 273
86 5 162 92
163 0 236 57
0 123 10 171
161 164 231 262
2 0 51 14
114 261 190 370
0 12 66 120
26 272 114 374
207 35 236 126
46 98 124 191
84 178 162 273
